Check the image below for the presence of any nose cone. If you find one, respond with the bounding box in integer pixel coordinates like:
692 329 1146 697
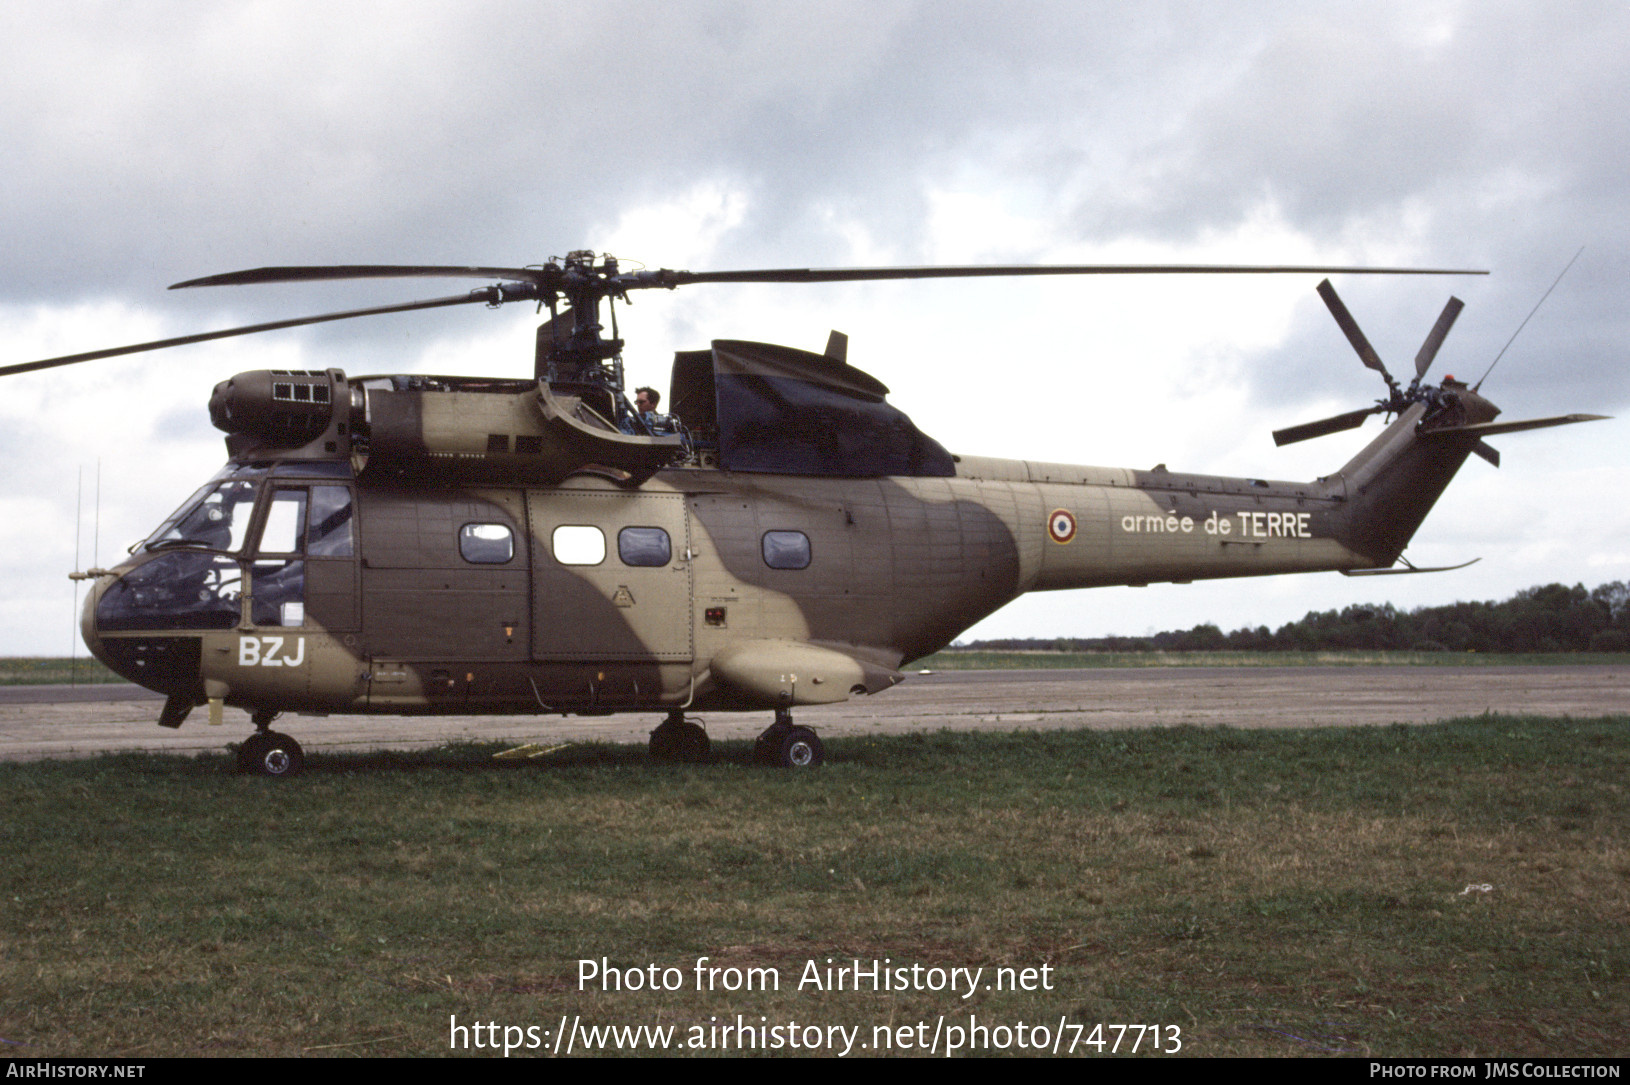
80 578 110 670
80 571 204 697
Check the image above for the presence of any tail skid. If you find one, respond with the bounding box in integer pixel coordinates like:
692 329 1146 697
1342 556 1481 577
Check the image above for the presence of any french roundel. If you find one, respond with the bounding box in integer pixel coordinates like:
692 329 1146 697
1048 508 1077 544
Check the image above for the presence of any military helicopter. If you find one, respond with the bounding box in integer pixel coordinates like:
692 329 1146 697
4 251 1606 775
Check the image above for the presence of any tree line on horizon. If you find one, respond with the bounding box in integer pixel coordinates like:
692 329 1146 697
959 581 1630 654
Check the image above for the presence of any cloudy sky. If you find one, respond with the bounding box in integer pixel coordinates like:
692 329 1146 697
2 1 1626 657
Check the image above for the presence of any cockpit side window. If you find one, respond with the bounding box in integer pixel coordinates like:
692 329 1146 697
249 487 321 628
257 489 309 556
307 485 355 557
233 484 354 558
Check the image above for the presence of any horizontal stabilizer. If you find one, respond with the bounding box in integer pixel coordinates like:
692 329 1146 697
1420 413 1609 439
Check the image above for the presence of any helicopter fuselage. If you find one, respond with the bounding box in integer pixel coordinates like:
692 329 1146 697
82 385 1457 727
75 305 1522 760
11 253 1594 772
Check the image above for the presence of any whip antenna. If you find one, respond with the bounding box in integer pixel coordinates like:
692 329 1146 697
71 467 82 686
1474 246 1583 392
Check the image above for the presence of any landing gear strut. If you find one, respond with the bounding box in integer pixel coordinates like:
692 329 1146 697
649 711 711 763
755 708 824 768
238 709 305 777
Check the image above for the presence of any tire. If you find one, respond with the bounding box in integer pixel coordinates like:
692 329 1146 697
672 722 710 763
650 719 710 764
236 732 270 774
239 731 304 777
775 727 824 769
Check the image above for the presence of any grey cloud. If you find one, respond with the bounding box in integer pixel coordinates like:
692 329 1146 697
2 2 1625 408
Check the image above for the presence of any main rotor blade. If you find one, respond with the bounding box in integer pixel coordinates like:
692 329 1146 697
175 261 1490 293
1272 406 1379 446
649 264 1487 287
172 265 548 289
1413 296 1464 380
0 290 505 377
20 258 1486 379
1316 279 1392 381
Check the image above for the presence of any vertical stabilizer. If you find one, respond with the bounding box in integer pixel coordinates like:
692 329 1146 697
1327 402 1484 565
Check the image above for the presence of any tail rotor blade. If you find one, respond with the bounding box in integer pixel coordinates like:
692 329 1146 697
1317 279 1393 383
1472 440 1501 468
1273 406 1379 447
1414 296 1464 381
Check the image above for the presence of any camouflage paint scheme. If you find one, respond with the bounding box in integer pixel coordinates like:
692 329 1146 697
82 340 1495 735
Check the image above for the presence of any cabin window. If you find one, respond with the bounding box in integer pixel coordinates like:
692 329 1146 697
552 525 606 566
618 526 672 567
761 530 811 570
460 523 515 564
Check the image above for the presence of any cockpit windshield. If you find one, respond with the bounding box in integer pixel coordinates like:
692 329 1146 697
143 473 260 553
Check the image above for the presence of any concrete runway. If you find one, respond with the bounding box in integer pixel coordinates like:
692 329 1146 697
2 665 1626 762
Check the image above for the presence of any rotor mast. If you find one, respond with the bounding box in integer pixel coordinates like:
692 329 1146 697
536 250 629 389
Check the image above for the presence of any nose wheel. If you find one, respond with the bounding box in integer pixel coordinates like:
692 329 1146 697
755 708 824 768
237 729 305 777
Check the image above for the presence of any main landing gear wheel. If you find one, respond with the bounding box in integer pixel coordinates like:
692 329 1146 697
755 710 825 768
649 713 711 763
238 731 305 777
776 727 824 768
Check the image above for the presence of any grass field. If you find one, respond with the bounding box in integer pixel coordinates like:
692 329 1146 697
2 715 1625 1058
915 649 1630 669
0 657 121 685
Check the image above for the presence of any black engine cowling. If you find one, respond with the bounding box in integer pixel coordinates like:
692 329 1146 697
209 369 346 446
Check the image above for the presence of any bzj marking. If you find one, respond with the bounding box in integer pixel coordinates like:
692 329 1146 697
239 636 306 668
